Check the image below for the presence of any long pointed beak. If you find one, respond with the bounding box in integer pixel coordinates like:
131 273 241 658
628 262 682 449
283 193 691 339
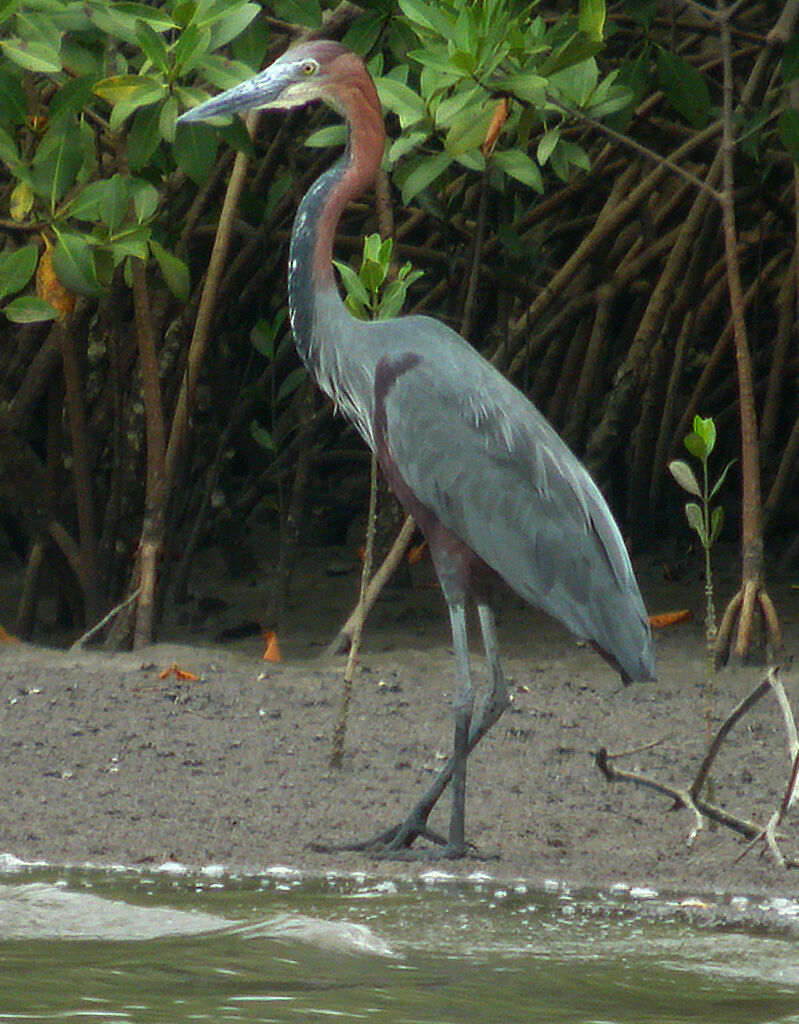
177 67 289 125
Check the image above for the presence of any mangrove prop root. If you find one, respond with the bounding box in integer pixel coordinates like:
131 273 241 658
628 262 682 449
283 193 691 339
595 667 799 868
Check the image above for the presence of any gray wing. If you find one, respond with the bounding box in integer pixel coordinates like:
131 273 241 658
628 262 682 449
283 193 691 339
379 322 655 682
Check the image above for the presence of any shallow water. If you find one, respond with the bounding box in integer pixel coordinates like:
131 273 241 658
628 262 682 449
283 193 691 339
1 862 798 1023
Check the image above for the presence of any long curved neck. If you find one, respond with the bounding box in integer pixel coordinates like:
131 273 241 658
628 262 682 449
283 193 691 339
288 71 384 365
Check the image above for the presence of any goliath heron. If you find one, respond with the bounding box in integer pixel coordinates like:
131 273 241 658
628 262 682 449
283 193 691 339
179 41 656 859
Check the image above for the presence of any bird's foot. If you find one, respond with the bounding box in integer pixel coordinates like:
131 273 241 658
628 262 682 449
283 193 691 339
310 821 489 861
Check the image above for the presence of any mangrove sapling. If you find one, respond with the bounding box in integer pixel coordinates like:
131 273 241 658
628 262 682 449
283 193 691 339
669 415 735 791
329 236 423 768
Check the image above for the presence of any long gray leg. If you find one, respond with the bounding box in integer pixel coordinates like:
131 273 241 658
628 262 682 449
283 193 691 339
314 600 510 858
447 602 473 856
476 600 509 725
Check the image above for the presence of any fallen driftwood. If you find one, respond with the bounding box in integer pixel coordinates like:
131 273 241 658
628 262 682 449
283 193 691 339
595 666 799 868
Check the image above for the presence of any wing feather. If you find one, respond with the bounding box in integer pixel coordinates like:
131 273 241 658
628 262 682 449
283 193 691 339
378 323 654 681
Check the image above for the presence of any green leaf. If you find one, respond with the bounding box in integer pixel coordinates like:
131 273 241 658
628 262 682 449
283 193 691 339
499 72 547 107
200 54 256 92
537 128 559 165
453 6 476 56
250 420 274 452
778 109 799 165
445 105 494 156
127 103 163 171
0 68 27 125
174 24 212 75
361 258 385 293
579 0 605 41
86 2 175 44
52 229 102 296
709 459 736 500
3 295 58 323
0 244 38 302
342 11 386 57
150 239 189 301
549 140 590 180
96 2 176 32
550 57 599 107
668 459 701 498
32 120 83 210
93 75 167 107
272 0 322 29
0 0 21 27
684 501 707 544
207 3 259 51
541 33 602 78
49 75 97 123
276 366 307 404
136 18 169 73
9 180 33 221
449 49 477 76
683 432 707 462
398 0 454 38
0 123 19 167
408 47 462 79
159 93 178 143
333 259 370 307
709 505 724 544
377 78 427 127
173 122 218 184
656 49 710 129
251 317 280 359
492 149 544 192
378 273 421 320
107 224 150 263
691 414 715 455
395 151 452 203
304 125 348 148
100 173 131 232
66 179 111 222
130 178 159 222
388 130 430 165
435 83 485 129
0 37 61 73
232 17 269 70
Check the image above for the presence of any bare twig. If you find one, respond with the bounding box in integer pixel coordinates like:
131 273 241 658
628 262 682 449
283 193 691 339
597 667 799 868
164 111 260 494
330 450 379 769
327 514 417 655
70 588 142 651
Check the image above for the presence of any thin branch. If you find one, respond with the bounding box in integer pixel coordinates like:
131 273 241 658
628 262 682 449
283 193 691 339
551 99 723 200
691 672 772 800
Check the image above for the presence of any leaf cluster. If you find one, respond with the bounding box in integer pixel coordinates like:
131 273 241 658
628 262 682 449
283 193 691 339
334 233 423 321
0 0 267 314
669 416 735 550
374 0 630 202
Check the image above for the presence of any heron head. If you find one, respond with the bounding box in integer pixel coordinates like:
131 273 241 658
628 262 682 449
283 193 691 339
178 41 365 125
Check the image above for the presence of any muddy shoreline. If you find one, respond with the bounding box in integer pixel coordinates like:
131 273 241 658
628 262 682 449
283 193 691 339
1 561 790 905
1 548 798 900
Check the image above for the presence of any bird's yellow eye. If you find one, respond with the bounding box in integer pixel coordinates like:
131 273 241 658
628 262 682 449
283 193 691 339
301 61 317 76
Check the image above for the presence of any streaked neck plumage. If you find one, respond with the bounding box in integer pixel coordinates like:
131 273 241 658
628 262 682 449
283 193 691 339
287 63 385 368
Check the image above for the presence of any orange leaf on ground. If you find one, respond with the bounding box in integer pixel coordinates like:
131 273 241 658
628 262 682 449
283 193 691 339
648 609 692 629
263 630 282 662
0 624 20 644
158 663 200 680
407 541 427 565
